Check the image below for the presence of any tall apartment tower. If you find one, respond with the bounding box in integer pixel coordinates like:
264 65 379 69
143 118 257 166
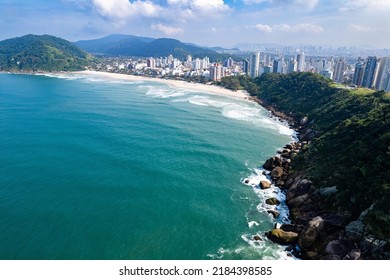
353 62 365 86
209 63 223 81
249 52 260 78
243 59 250 75
374 57 390 90
297 53 305 72
333 58 346 83
362 56 377 88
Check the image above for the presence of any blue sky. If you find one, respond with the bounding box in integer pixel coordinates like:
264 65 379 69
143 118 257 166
0 0 389 48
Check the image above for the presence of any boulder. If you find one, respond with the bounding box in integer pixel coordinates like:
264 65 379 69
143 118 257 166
267 229 298 245
263 158 274 170
285 144 293 150
273 156 283 166
265 197 280 205
322 214 346 229
287 193 308 207
300 116 309 126
271 166 283 179
298 216 325 249
260 180 271 189
343 249 361 260
253 235 262 241
345 220 365 242
319 186 337 196
280 224 304 233
267 210 280 218
325 240 351 257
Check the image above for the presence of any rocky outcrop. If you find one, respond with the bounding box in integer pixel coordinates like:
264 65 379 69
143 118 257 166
267 229 298 245
260 180 271 189
265 197 280 206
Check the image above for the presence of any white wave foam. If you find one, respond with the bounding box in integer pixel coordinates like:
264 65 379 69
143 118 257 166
248 221 260 228
144 85 188 98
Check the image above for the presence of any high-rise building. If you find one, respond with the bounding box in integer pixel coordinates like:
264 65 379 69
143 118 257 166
249 52 260 78
224 57 234 68
146 57 156 68
209 63 223 81
287 58 297 74
297 53 305 72
353 62 365 86
333 58 346 83
362 56 377 88
374 57 390 90
243 59 250 75
193 58 201 70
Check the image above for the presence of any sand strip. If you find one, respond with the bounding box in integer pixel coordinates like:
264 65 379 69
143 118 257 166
72 70 250 100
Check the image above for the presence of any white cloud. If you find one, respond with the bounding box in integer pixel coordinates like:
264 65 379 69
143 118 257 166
255 24 273 33
151 23 184 36
243 0 319 10
256 23 324 33
167 0 230 15
341 0 390 12
91 0 162 19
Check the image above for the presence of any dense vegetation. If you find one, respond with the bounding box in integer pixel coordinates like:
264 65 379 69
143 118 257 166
0 34 91 71
217 75 259 94
253 72 390 239
75 34 227 61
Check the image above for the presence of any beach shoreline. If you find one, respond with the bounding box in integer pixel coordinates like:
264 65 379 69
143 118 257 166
72 70 250 101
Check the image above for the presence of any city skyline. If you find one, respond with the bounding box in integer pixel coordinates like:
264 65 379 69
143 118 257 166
0 0 389 49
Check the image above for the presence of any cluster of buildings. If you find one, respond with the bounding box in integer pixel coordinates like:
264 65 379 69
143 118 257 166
144 55 242 81
95 51 390 92
244 52 390 92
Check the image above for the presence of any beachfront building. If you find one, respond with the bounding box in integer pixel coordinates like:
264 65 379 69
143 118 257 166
209 63 223 81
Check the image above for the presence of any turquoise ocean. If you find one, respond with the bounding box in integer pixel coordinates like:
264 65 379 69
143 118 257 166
0 73 294 260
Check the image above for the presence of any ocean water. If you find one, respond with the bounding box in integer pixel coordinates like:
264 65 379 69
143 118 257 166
0 73 294 260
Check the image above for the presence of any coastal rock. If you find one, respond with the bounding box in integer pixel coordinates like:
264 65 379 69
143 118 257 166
319 186 338 196
345 220 365 242
281 224 304 233
343 249 361 260
322 214 346 229
267 210 280 218
285 144 294 150
271 166 283 179
267 229 298 245
300 116 309 126
325 240 351 257
287 194 308 208
273 156 283 167
275 180 285 187
263 158 274 170
265 197 280 205
253 235 262 241
298 216 325 249
260 180 271 189
288 179 313 200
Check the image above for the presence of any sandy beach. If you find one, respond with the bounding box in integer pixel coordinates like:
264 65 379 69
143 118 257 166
73 70 250 100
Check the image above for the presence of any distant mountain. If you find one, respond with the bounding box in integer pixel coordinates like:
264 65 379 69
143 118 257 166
0 34 90 71
75 34 155 54
75 34 225 61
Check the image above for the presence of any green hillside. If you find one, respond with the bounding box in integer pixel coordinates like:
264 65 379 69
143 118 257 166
254 73 390 239
75 35 225 61
0 34 91 71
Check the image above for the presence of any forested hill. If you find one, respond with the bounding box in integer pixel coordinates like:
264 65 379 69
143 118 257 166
75 34 226 61
0 34 91 71
254 72 390 241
